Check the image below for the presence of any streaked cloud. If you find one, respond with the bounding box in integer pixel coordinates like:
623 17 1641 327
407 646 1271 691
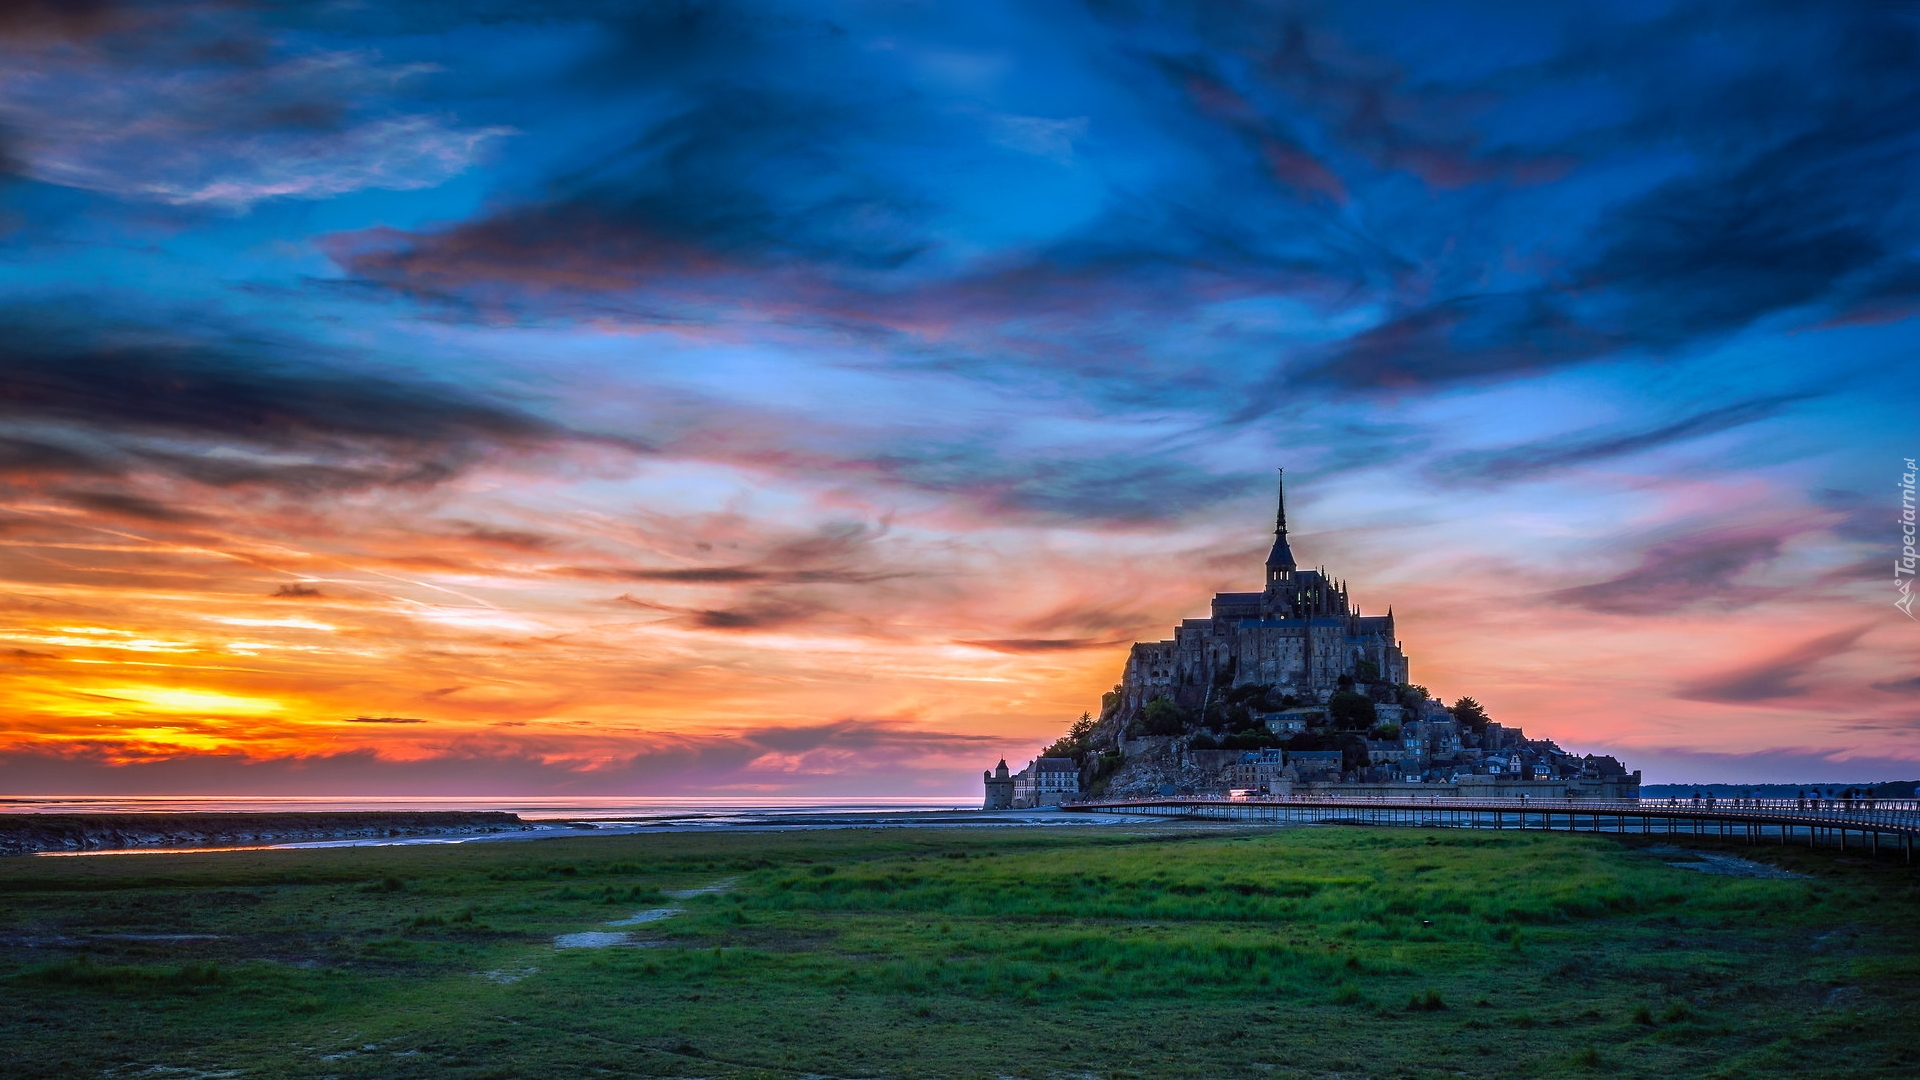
1676 626 1872 704
1549 529 1793 616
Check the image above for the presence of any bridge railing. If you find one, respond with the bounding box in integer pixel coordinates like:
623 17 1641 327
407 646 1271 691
1064 793 1920 831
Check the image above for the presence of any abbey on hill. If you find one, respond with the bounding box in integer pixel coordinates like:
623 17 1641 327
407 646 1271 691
1119 470 1405 718
987 473 1639 807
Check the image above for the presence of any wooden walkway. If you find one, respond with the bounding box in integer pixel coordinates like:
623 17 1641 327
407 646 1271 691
1062 795 1920 861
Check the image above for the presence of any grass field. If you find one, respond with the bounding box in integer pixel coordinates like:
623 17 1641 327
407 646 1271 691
3 822 1916 1079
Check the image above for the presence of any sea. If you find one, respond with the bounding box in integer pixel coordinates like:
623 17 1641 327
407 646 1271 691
0 796 1148 854
0 795 975 822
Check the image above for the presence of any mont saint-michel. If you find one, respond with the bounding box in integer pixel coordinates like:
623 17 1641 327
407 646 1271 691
988 474 1640 808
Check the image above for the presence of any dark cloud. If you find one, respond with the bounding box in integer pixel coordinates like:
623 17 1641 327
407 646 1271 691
1432 395 1809 485
0 313 553 446
0 308 627 497
741 719 999 756
348 716 428 724
1016 600 1163 637
1133 4 1576 191
591 520 908 633
0 434 112 477
1549 530 1790 615
1833 714 1920 735
1675 625 1870 703
584 566 894 584
1576 127 1905 343
324 17 933 314
855 450 1266 526
957 637 1130 654
271 583 322 598
1815 554 1886 587
1870 675 1920 695
57 489 208 523
594 566 780 583
688 594 833 630
1297 292 1612 389
1820 260 1920 327
1292 4 1920 389
1810 487 1883 545
459 526 557 551
572 520 904 587
618 590 841 632
0 0 119 41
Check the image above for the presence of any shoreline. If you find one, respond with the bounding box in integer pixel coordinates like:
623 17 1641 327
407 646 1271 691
0 811 531 857
5 807 1159 857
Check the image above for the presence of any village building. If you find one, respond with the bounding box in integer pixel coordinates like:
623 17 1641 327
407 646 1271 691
1002 756 1079 809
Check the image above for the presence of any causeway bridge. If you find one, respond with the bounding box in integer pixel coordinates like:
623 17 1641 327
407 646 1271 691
1062 795 1920 862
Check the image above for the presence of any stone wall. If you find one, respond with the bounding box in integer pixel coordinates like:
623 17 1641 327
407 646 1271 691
1294 778 1641 800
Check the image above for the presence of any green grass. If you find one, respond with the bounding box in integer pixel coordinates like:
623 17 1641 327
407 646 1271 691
1 824 1915 1078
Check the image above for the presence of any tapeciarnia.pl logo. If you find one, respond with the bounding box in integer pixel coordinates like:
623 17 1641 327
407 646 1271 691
1899 457 1917 619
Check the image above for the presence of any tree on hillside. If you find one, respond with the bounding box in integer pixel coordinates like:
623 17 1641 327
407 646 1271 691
1450 696 1491 733
1328 690 1377 730
1137 697 1187 737
1339 733 1371 775
1045 711 1098 759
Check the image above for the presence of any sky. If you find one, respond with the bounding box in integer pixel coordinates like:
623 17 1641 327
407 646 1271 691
0 0 1916 797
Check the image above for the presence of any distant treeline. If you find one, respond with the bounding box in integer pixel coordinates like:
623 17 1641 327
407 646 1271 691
1641 782 1917 798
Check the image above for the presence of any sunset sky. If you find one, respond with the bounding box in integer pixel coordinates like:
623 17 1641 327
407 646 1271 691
1 0 1916 796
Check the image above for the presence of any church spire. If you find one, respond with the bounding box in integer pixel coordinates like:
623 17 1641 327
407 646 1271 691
1264 468 1297 579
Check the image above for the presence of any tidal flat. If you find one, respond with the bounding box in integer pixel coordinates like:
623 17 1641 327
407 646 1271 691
3 824 1915 1079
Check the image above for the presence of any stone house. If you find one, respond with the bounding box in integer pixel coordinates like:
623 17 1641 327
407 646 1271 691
1011 756 1080 808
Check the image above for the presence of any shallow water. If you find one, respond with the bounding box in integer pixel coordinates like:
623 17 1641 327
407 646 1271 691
553 931 630 949
0 795 972 819
605 908 682 926
1647 844 1808 878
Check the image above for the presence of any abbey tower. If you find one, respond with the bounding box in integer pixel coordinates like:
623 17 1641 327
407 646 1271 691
1114 472 1409 723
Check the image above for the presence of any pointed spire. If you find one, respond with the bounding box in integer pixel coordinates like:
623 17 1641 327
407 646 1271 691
1263 466 1297 574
